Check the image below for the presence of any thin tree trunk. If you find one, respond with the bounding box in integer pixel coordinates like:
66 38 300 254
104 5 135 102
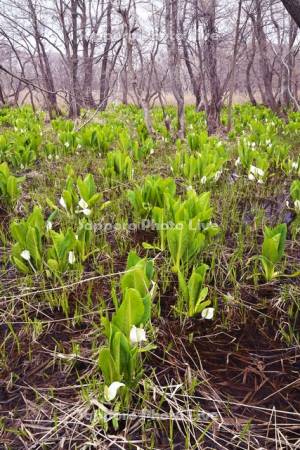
227 0 243 131
204 0 222 134
0 83 5 105
251 0 278 111
281 0 300 28
69 0 80 117
27 0 60 117
165 0 185 139
180 1 201 111
99 0 112 110
121 69 128 105
81 1 95 109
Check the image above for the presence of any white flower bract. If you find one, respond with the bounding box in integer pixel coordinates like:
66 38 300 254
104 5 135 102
78 198 88 209
201 307 215 320
59 197 67 209
82 208 92 216
46 221 52 231
295 199 300 214
249 165 265 177
130 325 147 345
104 382 125 402
68 251 76 264
21 250 31 261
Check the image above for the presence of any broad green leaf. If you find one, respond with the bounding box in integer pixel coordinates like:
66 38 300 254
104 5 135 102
10 223 27 247
6 176 17 202
13 256 30 274
121 266 149 298
47 258 59 273
112 288 145 336
193 287 209 315
178 270 188 302
262 235 281 264
25 227 41 267
98 347 119 385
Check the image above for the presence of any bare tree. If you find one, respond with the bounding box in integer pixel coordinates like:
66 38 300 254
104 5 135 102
99 0 113 110
227 0 243 131
1 0 300 127
281 0 300 27
180 0 203 111
27 0 60 116
165 0 185 139
247 0 278 111
245 30 258 106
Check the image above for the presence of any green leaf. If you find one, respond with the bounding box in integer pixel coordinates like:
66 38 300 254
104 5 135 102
28 207 45 232
6 176 18 203
12 256 30 274
88 193 101 207
142 293 152 325
178 270 188 302
110 331 131 379
98 347 119 385
121 266 149 298
62 190 73 212
10 222 27 247
47 258 59 273
25 227 41 267
262 235 281 264
112 288 145 336
167 224 188 271
263 224 286 262
193 287 209 315
126 251 141 269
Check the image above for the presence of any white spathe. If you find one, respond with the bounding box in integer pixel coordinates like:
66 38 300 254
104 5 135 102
21 250 31 261
46 221 52 231
104 382 125 402
249 165 265 177
68 251 76 264
82 208 92 216
130 325 147 345
214 170 222 181
59 197 67 209
292 161 298 170
201 307 215 320
78 198 89 209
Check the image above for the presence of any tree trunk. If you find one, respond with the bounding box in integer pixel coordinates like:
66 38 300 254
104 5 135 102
204 0 222 134
281 0 300 28
180 1 202 112
83 56 96 108
81 1 95 109
227 0 243 131
281 18 297 107
0 83 5 105
165 0 185 139
27 0 60 118
69 0 80 118
121 69 128 105
99 0 112 110
246 58 257 106
251 0 278 111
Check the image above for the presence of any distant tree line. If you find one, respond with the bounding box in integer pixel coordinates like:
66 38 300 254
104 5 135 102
0 0 300 134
